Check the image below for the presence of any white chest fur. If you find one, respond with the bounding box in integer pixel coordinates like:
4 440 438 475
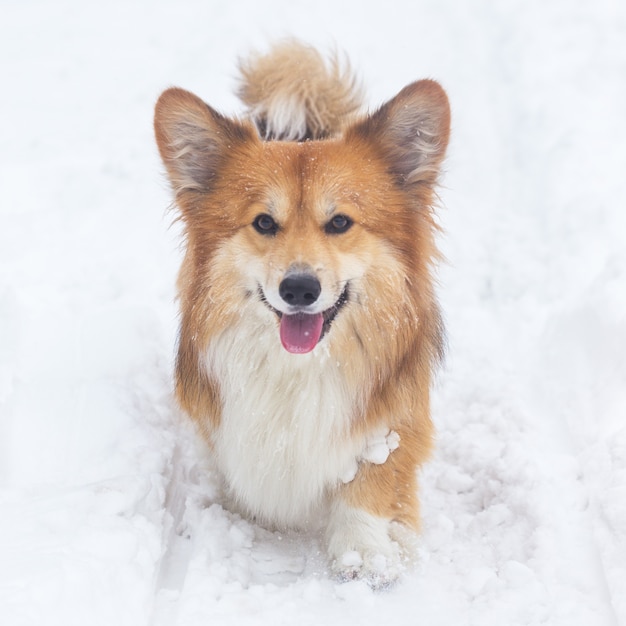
205 321 363 529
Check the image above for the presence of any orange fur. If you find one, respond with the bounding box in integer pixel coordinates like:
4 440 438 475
154 40 450 583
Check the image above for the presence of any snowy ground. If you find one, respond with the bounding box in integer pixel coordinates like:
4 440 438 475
1 0 625 624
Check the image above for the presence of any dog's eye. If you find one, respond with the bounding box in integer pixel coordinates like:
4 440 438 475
253 214 278 236
325 214 353 235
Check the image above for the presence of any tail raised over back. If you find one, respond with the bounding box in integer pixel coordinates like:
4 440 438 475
237 40 364 141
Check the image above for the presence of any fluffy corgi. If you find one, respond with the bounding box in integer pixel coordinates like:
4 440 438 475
154 40 450 585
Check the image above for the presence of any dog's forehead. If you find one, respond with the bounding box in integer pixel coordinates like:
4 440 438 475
261 181 337 223
253 141 366 219
260 138 369 176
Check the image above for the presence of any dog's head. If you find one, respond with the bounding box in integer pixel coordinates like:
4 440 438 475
155 82 450 355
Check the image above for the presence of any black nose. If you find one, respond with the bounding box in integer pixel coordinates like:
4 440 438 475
279 274 321 307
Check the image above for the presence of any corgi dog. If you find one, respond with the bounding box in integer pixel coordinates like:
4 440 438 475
154 40 450 585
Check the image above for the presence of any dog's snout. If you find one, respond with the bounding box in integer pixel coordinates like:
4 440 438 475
279 274 321 307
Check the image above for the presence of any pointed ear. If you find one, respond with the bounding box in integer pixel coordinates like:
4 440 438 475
347 79 450 186
154 87 255 195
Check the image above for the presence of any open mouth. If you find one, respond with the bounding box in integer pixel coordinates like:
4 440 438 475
260 285 349 354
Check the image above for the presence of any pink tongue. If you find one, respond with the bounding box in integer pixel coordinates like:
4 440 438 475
280 313 324 354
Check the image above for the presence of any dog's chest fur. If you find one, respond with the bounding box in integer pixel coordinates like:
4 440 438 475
205 318 364 528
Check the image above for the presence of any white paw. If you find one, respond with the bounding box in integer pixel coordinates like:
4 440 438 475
332 547 402 589
326 502 403 588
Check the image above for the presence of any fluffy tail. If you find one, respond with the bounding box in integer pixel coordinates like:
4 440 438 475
237 40 363 141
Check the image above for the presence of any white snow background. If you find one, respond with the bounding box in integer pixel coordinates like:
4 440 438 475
1 0 625 624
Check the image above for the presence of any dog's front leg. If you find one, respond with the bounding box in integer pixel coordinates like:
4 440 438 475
326 426 423 587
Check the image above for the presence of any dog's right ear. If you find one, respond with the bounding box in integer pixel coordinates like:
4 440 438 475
154 88 255 195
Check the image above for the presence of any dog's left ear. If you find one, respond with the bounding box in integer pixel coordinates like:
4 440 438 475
346 79 450 187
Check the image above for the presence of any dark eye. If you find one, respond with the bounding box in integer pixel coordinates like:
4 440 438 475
325 214 353 235
253 214 278 236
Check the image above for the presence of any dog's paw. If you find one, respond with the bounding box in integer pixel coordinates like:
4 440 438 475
326 502 404 589
331 547 402 590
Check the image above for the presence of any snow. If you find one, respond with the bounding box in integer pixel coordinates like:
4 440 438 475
1 0 625 624
359 429 400 465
